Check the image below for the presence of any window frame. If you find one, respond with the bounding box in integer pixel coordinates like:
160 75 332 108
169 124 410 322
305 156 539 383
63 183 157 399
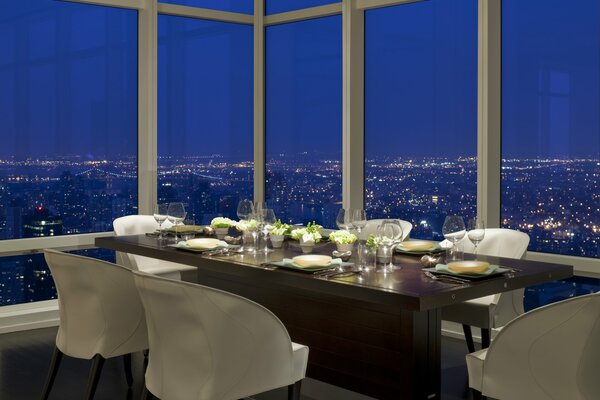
1 0 596 328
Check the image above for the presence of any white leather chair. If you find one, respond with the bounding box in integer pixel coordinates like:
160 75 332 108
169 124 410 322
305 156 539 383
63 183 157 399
359 218 412 241
113 215 196 280
466 291 600 400
133 272 309 400
442 228 530 352
41 249 148 400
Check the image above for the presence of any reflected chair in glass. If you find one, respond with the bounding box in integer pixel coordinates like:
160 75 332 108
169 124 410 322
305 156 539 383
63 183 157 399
133 272 309 400
113 215 196 280
466 291 600 400
41 249 148 400
359 218 412 242
442 228 530 353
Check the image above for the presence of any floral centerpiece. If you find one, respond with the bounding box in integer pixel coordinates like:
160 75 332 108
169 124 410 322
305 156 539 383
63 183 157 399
211 217 236 238
329 230 357 252
235 219 258 232
269 219 290 248
290 222 322 253
366 234 394 264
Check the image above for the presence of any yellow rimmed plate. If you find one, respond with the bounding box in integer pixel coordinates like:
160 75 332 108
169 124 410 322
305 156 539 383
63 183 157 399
447 260 490 274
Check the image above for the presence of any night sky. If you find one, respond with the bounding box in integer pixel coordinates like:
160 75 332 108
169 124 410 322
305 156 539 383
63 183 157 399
0 0 598 160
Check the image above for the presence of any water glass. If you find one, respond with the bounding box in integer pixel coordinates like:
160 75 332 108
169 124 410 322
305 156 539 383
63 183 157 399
167 202 186 243
352 209 367 233
357 241 375 271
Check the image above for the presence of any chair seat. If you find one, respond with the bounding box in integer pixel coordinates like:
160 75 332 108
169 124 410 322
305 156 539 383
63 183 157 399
466 348 487 392
442 295 496 328
291 342 309 383
135 255 196 275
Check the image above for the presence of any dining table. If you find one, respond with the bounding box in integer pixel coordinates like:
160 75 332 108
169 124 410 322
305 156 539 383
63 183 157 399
95 234 573 400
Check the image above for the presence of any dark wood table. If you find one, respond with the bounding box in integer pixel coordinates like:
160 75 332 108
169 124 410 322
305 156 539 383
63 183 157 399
96 235 572 400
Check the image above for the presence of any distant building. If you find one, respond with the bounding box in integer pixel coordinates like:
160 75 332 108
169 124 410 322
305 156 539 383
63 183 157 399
23 206 63 238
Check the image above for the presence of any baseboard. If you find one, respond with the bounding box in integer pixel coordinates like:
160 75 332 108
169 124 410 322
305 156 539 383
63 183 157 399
0 300 59 334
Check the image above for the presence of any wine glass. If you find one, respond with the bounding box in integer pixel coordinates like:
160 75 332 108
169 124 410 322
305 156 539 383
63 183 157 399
153 203 168 239
254 201 267 214
237 199 254 221
259 208 276 253
351 209 367 234
377 220 404 272
167 202 187 243
442 215 466 261
336 208 353 231
467 217 486 256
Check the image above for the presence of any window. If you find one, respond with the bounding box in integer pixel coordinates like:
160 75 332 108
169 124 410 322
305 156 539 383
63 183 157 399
501 0 600 258
0 248 115 306
159 1 253 15
364 0 478 240
265 16 342 227
0 1 138 240
266 0 340 15
158 15 253 224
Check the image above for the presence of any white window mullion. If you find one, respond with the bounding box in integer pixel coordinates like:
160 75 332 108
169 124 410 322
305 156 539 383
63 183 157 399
138 0 158 214
254 0 266 203
477 0 501 227
342 0 365 210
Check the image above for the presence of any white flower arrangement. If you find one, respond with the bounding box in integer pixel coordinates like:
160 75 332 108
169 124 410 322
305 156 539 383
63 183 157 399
211 217 236 229
269 219 291 236
329 230 357 245
290 222 322 244
235 219 258 231
366 234 393 250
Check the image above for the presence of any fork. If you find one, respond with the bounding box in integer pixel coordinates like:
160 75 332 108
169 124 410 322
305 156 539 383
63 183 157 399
423 270 471 285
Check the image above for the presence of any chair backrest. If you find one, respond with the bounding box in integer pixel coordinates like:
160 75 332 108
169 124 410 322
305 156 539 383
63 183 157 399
481 291 600 399
460 228 530 259
113 215 170 270
133 272 298 400
360 219 412 241
461 228 530 323
44 249 148 359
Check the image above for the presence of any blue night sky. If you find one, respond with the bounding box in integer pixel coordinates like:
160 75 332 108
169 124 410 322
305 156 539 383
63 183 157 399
0 0 599 160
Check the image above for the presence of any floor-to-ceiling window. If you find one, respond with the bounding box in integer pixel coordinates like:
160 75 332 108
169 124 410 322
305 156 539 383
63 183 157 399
502 0 600 258
364 0 478 240
0 0 138 304
265 15 343 227
157 15 253 223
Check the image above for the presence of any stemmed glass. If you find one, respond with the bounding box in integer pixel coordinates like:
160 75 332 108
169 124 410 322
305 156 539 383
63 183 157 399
167 202 186 243
258 208 276 253
376 219 404 272
442 215 466 261
351 209 367 234
153 203 168 240
467 217 486 256
336 208 353 231
237 199 254 221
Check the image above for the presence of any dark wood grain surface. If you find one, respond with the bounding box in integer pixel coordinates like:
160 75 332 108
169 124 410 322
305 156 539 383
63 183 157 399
96 235 572 399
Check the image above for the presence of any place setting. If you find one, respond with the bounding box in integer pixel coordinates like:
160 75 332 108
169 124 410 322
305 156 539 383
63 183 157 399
420 215 515 284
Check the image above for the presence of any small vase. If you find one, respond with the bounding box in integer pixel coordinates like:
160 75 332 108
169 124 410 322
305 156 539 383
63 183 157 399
215 227 229 239
336 243 354 253
299 237 315 254
270 234 284 248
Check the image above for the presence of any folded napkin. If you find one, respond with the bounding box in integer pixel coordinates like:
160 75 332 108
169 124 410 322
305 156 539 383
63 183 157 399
438 240 454 249
435 263 499 276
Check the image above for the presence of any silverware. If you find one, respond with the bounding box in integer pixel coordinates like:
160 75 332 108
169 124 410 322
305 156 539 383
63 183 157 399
318 271 361 279
423 270 471 285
